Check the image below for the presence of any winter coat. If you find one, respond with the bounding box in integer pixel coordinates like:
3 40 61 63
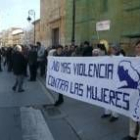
82 46 93 56
12 52 26 76
28 50 37 65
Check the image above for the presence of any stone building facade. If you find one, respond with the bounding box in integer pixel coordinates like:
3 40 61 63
0 28 25 46
40 0 140 54
12 29 24 45
40 0 66 47
33 19 40 43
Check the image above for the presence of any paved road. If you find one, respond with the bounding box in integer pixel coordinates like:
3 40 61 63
0 69 130 140
0 107 22 140
0 71 51 107
41 77 129 140
0 70 53 140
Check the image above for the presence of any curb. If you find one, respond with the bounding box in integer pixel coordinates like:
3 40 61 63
37 77 82 140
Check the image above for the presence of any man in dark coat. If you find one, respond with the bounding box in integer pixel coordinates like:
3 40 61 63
54 45 64 106
82 41 93 56
12 45 26 92
28 45 37 81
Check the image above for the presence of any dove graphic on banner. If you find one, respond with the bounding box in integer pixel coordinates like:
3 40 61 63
118 60 140 120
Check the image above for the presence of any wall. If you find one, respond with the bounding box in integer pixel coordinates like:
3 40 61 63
40 0 66 47
65 0 140 47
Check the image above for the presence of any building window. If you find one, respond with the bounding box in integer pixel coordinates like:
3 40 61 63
102 0 108 12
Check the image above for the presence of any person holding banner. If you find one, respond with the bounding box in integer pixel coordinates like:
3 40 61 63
53 45 64 106
92 43 119 122
110 42 125 56
101 42 124 122
122 40 140 140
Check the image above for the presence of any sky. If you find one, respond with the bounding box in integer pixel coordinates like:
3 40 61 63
0 0 40 31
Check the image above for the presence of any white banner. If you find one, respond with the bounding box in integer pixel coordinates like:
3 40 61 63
46 56 140 121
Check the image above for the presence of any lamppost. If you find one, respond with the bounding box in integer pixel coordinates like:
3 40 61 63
27 10 36 44
71 0 76 45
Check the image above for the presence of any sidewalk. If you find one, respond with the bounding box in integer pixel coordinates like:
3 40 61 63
0 70 54 140
40 77 129 140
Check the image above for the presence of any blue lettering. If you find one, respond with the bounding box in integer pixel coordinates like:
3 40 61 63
103 88 109 104
115 91 122 109
70 82 83 97
123 93 129 110
93 64 100 78
61 62 71 74
99 64 106 78
86 85 129 110
48 75 69 92
88 64 93 77
108 64 113 79
109 90 115 105
51 61 60 72
73 63 113 79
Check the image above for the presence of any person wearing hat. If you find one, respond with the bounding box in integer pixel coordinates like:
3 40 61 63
110 42 125 56
12 45 26 92
101 42 122 122
92 43 119 122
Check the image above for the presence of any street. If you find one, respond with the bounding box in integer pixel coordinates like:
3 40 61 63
0 69 130 140
0 107 22 140
0 70 53 140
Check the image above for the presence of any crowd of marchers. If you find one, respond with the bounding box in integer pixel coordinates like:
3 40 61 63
0 40 140 140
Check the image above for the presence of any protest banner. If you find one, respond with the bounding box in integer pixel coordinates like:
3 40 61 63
46 56 140 121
